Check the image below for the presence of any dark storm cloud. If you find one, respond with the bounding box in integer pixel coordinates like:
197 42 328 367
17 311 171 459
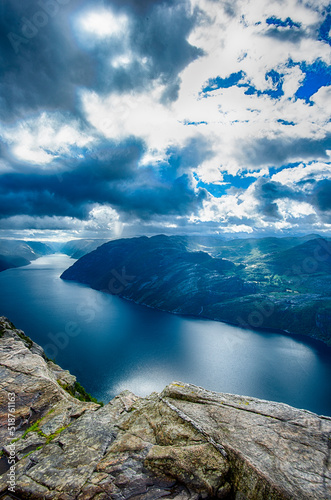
130 2 202 82
252 177 307 219
0 136 142 219
252 176 331 220
237 134 331 167
0 0 202 121
0 170 208 220
222 0 239 18
165 135 214 175
104 0 177 14
88 0 203 100
113 173 208 220
0 137 208 221
0 215 78 230
0 0 206 229
311 179 331 212
264 27 306 43
263 15 307 43
0 0 97 120
252 179 285 219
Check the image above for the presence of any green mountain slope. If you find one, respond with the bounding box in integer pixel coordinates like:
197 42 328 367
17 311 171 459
61 234 331 345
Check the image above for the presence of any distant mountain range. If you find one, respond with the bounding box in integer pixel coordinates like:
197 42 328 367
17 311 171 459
60 239 109 259
0 239 108 271
1 234 330 344
0 240 54 272
61 234 331 345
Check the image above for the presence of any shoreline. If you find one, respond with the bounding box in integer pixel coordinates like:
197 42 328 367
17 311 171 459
1 255 330 416
64 277 331 350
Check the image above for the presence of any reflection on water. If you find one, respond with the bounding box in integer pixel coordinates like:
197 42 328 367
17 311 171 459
0 254 330 415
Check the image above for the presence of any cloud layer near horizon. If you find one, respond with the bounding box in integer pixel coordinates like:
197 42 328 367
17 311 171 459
0 0 330 239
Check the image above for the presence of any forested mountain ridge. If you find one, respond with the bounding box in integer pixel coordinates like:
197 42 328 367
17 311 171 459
61 234 331 345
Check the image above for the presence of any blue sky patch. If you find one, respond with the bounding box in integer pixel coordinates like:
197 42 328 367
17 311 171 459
319 13 331 45
268 163 302 177
196 181 228 197
203 69 284 99
222 174 257 190
202 71 245 93
277 119 295 126
195 174 257 197
240 70 284 99
294 59 331 102
266 16 301 29
183 120 208 126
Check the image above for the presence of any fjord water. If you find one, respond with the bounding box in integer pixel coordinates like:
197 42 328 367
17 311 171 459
0 254 331 415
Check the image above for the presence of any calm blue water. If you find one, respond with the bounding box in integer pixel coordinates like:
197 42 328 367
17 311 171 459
0 254 330 415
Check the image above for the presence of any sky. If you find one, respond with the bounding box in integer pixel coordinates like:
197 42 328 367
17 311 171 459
0 0 330 241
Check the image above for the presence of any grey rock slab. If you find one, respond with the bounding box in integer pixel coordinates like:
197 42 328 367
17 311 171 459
161 382 331 500
1 318 331 500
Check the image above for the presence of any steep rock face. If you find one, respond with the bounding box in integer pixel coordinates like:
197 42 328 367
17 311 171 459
0 318 97 447
0 318 330 500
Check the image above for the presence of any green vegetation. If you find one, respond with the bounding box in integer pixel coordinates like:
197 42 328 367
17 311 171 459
47 356 57 363
0 319 33 348
22 420 42 439
22 415 71 445
61 235 331 344
0 318 56 361
58 380 104 406
16 330 33 349
0 318 16 338
46 426 69 444
22 446 42 459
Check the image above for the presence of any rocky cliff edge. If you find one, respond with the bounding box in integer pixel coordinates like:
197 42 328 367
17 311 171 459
0 317 330 500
